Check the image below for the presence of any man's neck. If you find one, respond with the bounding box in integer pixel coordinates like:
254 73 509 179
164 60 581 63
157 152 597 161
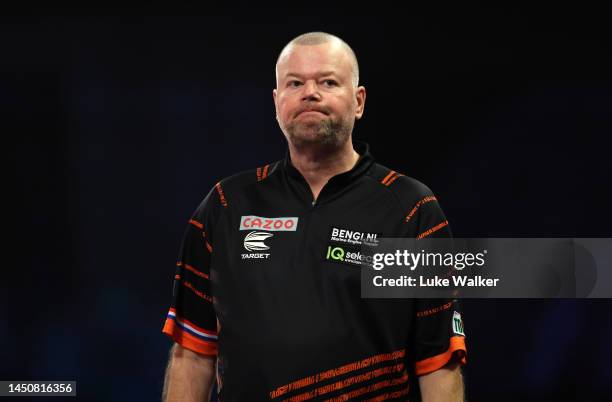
288 139 360 201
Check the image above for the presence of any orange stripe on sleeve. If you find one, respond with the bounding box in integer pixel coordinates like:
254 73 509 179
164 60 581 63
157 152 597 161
184 263 209 280
416 301 453 317
262 164 270 179
381 170 396 185
416 220 449 239
162 318 217 356
405 195 437 222
189 219 204 229
205 240 213 253
215 182 228 207
384 172 403 186
182 280 213 303
256 167 262 181
415 336 467 376
167 308 217 336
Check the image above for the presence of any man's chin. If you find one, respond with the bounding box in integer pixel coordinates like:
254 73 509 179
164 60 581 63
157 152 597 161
283 120 349 148
289 130 334 146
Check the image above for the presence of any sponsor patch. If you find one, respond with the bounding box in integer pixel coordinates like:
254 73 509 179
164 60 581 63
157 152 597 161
240 215 298 231
242 231 272 259
452 311 465 336
243 231 273 251
325 244 374 268
328 226 380 247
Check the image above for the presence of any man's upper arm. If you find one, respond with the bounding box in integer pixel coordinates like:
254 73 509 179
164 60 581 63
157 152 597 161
398 181 468 375
162 185 225 356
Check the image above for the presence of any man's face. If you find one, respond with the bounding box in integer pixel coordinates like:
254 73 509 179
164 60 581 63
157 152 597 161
273 42 365 148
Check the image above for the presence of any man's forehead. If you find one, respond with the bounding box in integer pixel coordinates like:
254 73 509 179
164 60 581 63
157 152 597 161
277 43 352 76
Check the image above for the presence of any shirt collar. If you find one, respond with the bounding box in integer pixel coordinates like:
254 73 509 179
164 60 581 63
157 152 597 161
282 140 375 188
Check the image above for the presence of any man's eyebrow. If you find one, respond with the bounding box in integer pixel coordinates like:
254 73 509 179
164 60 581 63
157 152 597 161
284 71 339 79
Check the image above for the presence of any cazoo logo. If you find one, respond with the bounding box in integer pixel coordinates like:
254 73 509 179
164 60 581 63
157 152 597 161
239 215 298 231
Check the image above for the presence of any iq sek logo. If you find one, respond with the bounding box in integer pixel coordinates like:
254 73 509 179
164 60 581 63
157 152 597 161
240 215 298 260
326 245 374 267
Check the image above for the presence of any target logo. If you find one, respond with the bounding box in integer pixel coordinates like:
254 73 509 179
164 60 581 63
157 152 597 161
243 231 274 252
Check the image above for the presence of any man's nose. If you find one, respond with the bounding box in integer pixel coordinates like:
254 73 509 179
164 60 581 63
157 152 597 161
301 80 321 101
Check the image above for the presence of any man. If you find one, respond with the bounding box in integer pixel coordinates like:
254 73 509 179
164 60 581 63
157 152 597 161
162 32 467 401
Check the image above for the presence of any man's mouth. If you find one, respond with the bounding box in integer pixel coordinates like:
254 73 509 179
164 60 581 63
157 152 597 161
297 109 327 117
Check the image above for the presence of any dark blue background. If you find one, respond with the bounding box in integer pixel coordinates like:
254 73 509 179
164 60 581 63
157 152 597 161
3 7 612 402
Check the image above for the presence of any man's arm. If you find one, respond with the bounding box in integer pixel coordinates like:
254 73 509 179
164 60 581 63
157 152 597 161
162 343 216 402
418 361 464 402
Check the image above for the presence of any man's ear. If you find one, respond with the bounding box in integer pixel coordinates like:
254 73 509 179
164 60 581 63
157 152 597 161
355 86 366 120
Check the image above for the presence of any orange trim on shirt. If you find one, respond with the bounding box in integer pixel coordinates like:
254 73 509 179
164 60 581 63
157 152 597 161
167 308 217 336
184 263 209 280
416 220 449 239
257 164 271 181
269 349 405 399
405 195 437 222
182 280 213 303
162 318 217 356
285 364 405 402
324 372 409 402
363 386 410 402
215 182 228 207
415 336 467 376
381 170 396 185
416 301 453 317
189 219 204 230
384 172 403 186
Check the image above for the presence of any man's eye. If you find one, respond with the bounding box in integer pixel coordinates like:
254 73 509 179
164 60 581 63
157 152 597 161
323 80 338 87
289 81 302 87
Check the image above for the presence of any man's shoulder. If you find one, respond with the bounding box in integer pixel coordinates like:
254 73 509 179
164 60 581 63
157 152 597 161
366 161 437 203
200 160 282 208
191 160 282 218
217 160 282 192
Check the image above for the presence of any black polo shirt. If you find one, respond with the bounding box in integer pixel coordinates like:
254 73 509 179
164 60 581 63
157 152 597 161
163 141 467 401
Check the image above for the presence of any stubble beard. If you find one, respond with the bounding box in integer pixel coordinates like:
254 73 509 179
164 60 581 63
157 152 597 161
282 114 354 151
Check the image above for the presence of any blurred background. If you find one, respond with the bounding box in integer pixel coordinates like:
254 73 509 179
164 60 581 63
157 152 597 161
3 5 612 402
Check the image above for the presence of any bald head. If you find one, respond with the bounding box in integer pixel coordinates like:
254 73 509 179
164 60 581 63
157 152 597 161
276 32 360 87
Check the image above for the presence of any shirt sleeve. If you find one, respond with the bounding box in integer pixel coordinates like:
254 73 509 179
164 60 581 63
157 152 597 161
412 298 467 376
404 190 467 375
162 187 223 356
